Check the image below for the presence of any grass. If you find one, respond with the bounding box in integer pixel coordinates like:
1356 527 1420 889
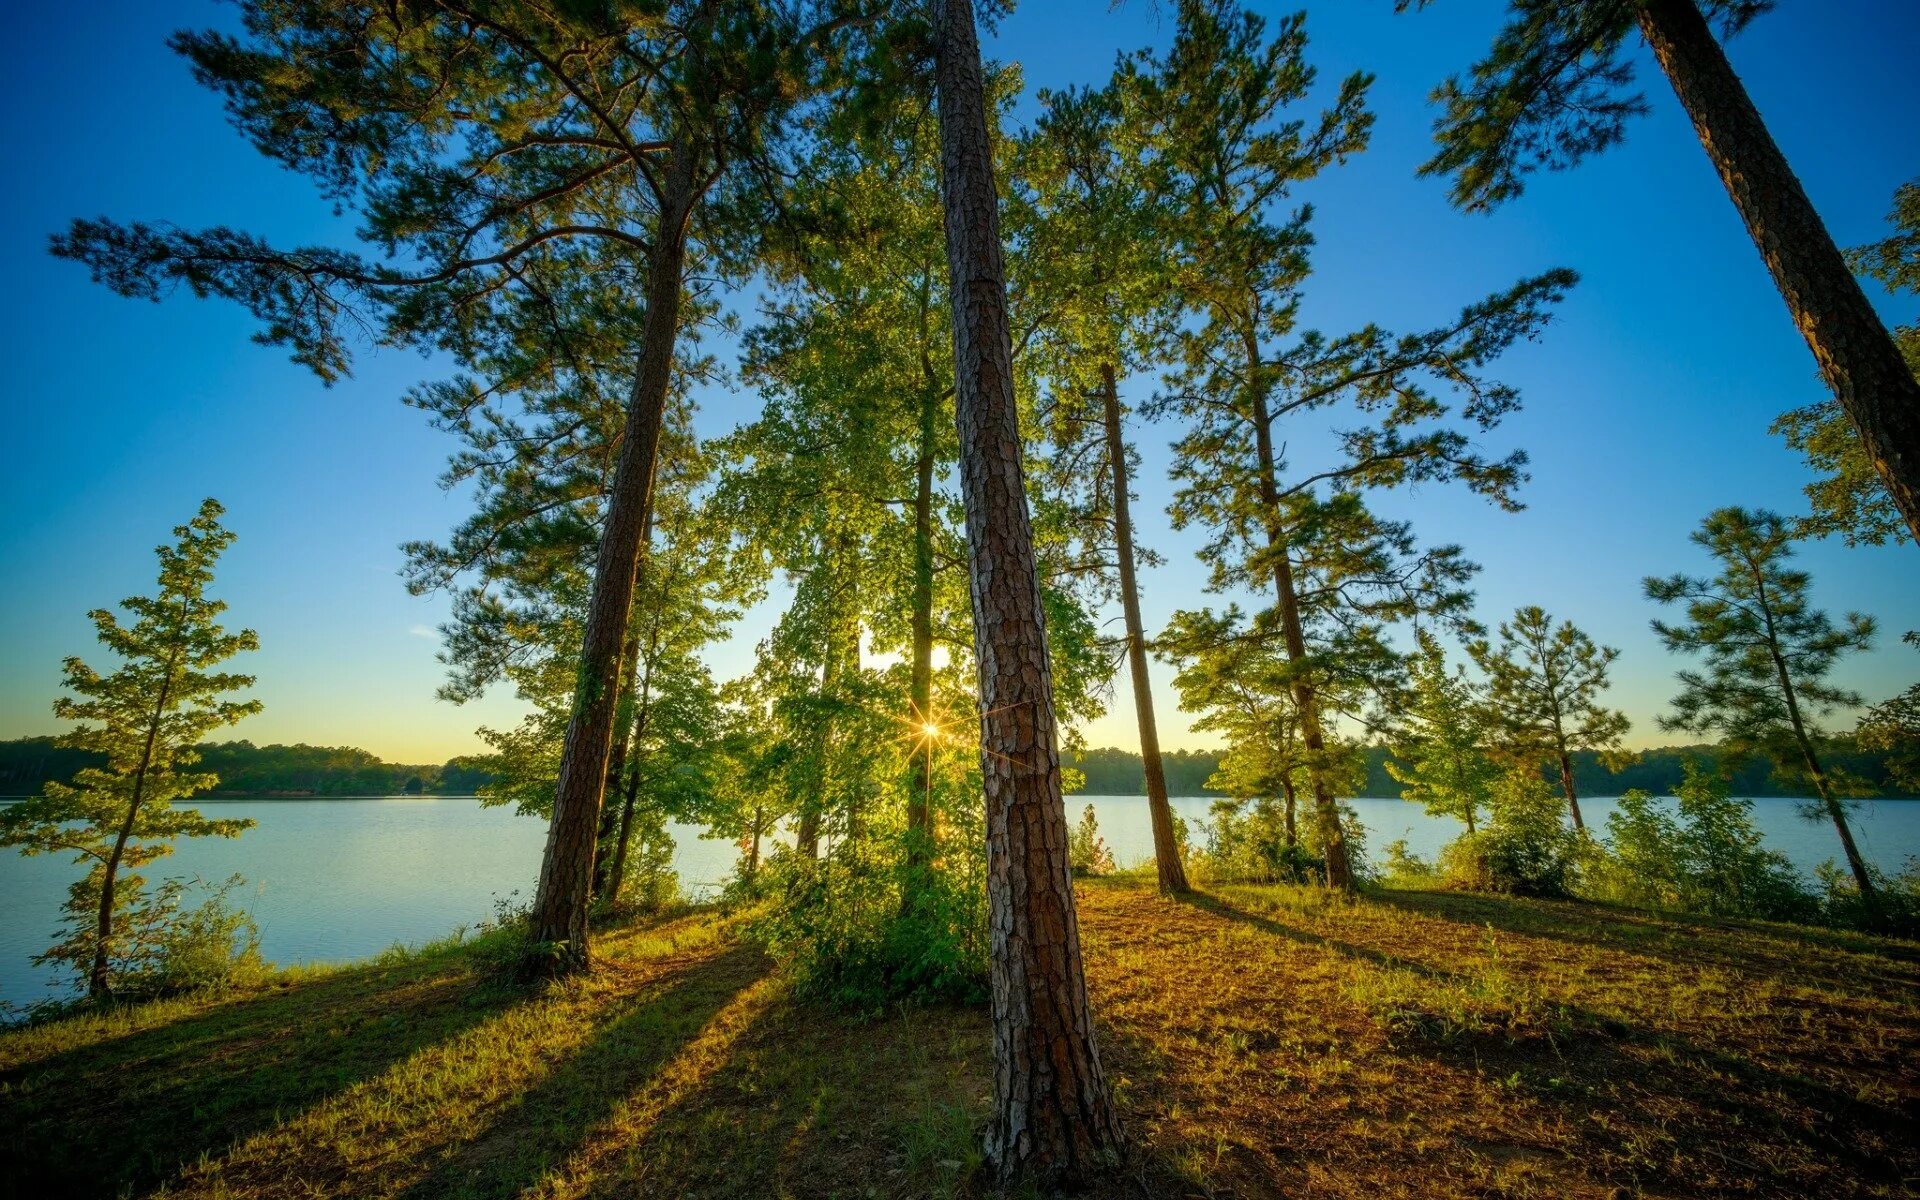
3 879 1916 1199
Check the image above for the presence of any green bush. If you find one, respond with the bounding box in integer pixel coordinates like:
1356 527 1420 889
1067 803 1115 876
36 873 270 999
743 826 988 1013
1441 771 1579 896
1588 765 1816 922
1815 857 1920 937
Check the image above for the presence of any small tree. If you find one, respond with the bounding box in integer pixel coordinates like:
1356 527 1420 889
1645 507 1878 900
0 500 261 998
1856 632 1920 794
1471 606 1630 833
1388 631 1499 834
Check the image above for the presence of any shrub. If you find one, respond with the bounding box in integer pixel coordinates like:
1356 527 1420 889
35 873 270 999
1379 839 1439 888
1193 798 1319 884
1588 764 1817 922
1442 770 1579 896
1816 856 1920 937
1068 803 1115 876
744 825 988 1013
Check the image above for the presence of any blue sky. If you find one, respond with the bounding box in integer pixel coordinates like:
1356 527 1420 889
2 1 1916 763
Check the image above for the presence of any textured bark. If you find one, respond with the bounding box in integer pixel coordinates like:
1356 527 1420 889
1247 371 1354 890
1556 750 1586 833
528 150 694 966
932 0 1123 1186
906 383 939 869
1101 363 1188 894
1280 775 1299 848
1638 0 1920 543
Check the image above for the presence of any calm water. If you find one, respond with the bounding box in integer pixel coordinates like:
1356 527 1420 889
2 793 1916 1005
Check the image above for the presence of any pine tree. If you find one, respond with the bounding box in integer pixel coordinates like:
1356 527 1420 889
1145 0 1572 890
1773 178 1919 548
1470 606 1631 833
1388 631 1499 833
56 0 861 969
1404 0 1920 542
0 500 261 998
1645 507 1878 899
928 0 1123 1184
1020 68 1189 893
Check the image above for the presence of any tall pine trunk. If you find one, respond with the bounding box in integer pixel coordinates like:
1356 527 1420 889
932 0 1123 1185
907 382 939 870
1247 372 1354 890
1100 363 1188 894
528 150 694 966
1637 0 1920 542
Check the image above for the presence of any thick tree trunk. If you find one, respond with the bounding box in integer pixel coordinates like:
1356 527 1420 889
932 0 1123 1186
1638 0 1920 542
528 154 693 967
1100 363 1188 894
1247 377 1354 890
591 629 642 899
907 385 939 870
1556 749 1585 833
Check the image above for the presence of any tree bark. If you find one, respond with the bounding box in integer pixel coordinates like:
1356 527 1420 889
1100 363 1188 894
1247 372 1354 890
1280 774 1298 848
1556 749 1585 833
528 149 694 967
1638 0 1920 543
932 0 1123 1186
907 382 939 870
91 632 184 997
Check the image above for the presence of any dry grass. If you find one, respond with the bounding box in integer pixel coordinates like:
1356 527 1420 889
3 878 1915 1199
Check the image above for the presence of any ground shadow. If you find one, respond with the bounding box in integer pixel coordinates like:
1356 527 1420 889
1370 887 1920 996
2 939 534 1199
1181 888 1916 1198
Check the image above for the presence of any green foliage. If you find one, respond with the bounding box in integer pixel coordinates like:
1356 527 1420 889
1067 804 1115 877
1387 631 1498 831
1194 797 1323 885
1440 770 1578 897
1588 765 1816 922
1778 176 1920 546
1471 605 1630 782
744 831 989 1014
0 500 262 996
1404 0 1773 212
1857 634 1920 792
1646 508 1874 784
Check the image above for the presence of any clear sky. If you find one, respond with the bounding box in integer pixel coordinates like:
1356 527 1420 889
2 1 1916 764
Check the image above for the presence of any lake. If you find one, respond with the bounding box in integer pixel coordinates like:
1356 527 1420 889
3 793 1916 1006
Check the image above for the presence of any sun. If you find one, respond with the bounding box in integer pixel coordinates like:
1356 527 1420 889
921 722 941 738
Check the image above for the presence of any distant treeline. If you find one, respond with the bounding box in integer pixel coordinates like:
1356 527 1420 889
0 738 495 798
3 735 1909 801
1065 743 1918 799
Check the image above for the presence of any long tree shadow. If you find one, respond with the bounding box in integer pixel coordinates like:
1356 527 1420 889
1 937 535 1199
1369 887 1920 996
1178 889 1917 1197
382 943 773 1200
567 986 994 1200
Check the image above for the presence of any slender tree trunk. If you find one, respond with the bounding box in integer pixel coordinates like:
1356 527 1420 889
1752 579 1877 899
907 385 939 870
592 630 642 899
608 622 661 905
933 0 1123 1185
748 806 763 877
529 152 695 967
1637 0 1920 542
1100 363 1188 894
1556 749 1586 833
90 641 182 998
1280 774 1298 848
1246 376 1354 890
